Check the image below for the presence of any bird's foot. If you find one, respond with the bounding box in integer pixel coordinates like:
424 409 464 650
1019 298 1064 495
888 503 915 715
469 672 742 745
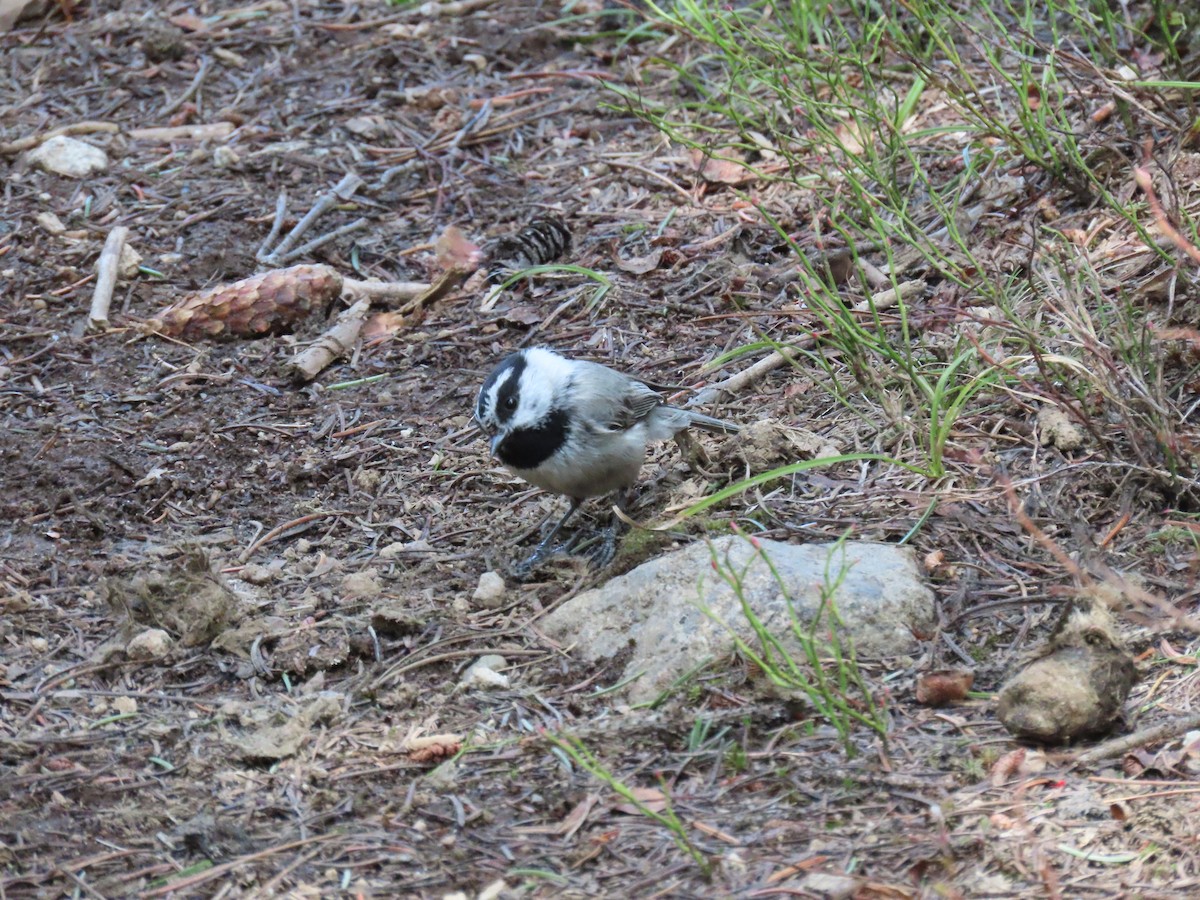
511 537 576 579
571 526 619 570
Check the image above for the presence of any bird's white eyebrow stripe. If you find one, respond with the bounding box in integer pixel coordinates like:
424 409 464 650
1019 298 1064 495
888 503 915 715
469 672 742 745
482 367 512 416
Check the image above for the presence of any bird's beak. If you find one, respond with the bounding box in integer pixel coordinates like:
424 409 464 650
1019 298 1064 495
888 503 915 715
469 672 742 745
489 434 503 457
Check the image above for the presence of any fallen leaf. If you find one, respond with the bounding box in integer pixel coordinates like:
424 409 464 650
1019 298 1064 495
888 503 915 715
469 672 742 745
687 148 755 184
168 12 208 31
556 792 600 838
614 247 663 274
613 786 667 815
1026 83 1042 111
495 305 543 327
915 669 974 706
362 311 406 340
990 748 1026 786
435 224 484 271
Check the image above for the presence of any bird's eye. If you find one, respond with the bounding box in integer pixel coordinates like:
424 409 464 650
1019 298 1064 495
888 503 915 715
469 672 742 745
503 397 518 411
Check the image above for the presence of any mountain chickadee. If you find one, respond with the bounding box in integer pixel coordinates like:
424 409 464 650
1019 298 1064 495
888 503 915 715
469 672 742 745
475 347 739 570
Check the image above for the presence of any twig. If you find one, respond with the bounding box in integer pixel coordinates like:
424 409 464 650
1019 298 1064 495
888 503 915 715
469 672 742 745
0 121 119 155
286 298 372 383
290 268 466 381
691 279 924 405
605 159 696 206
341 278 431 303
259 173 364 265
239 511 348 561
691 344 807 407
127 122 235 142
411 0 498 16
140 834 338 897
1072 711 1200 766
853 278 924 312
278 216 369 264
1133 161 1200 266
256 191 289 260
87 226 129 331
160 56 212 117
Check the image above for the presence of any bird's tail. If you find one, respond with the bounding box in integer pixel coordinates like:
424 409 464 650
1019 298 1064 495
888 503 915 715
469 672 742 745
680 408 740 434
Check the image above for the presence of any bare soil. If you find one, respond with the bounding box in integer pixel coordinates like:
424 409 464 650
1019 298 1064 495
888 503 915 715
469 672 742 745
2 2 1199 898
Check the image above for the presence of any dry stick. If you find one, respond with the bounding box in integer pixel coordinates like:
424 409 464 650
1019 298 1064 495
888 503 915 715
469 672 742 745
287 298 372 383
140 834 338 898
260 173 364 265
1073 711 1200 767
412 0 498 16
691 279 924 405
160 55 212 117
0 121 119 155
289 267 466 382
128 122 235 142
278 216 369 264
256 191 289 260
1133 163 1200 266
341 278 431 303
239 511 348 562
87 226 129 331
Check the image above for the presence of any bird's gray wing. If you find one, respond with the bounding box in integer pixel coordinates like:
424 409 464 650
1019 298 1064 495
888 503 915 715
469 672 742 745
618 381 666 427
572 362 664 431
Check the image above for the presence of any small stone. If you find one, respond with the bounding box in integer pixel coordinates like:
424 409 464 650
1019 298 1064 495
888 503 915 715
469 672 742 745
461 655 510 690
28 136 109 177
340 569 383 599
801 872 860 899
477 880 509 900
239 563 276 585
118 243 142 279
1037 405 1085 451
424 759 459 790
126 628 173 660
29 637 48 653
541 537 935 704
36 212 66 234
472 571 506 608
380 539 434 558
344 115 386 138
112 696 138 715
213 145 240 168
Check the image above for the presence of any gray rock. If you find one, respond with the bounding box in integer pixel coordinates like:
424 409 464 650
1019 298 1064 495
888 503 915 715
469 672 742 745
541 537 933 703
27 135 109 177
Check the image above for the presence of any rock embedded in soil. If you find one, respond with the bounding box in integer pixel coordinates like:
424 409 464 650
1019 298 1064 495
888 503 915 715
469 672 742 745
126 628 173 660
541 536 934 704
997 601 1136 743
27 135 109 177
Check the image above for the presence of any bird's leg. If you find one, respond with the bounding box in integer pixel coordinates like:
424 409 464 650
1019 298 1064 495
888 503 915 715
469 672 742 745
513 497 583 576
584 488 632 570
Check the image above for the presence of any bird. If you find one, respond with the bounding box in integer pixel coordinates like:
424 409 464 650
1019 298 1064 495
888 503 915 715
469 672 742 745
475 347 739 572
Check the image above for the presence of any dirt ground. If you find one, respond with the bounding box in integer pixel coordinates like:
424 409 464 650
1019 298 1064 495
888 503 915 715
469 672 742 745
3 1 1200 897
